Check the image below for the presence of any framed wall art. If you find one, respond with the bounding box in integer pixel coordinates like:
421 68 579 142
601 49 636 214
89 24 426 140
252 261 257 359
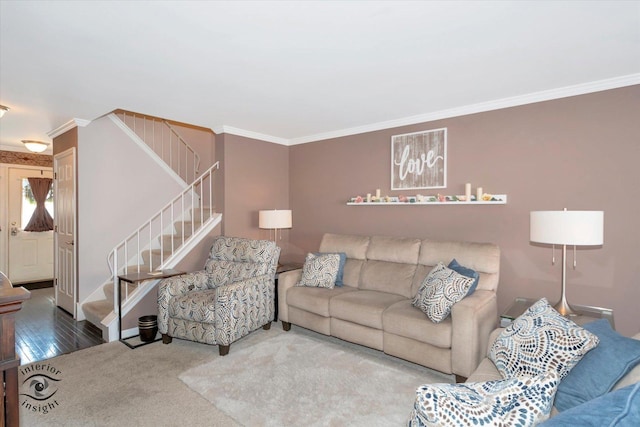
391 128 447 190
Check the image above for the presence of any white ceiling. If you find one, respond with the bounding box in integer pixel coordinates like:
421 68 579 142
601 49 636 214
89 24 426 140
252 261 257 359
1 1 639 152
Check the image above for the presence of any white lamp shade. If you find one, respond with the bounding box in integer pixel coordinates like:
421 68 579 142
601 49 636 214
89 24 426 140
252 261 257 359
530 210 604 245
259 210 292 229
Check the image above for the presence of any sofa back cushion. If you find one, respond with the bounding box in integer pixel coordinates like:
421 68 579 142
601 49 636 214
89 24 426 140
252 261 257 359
359 236 421 298
319 233 370 287
411 239 500 296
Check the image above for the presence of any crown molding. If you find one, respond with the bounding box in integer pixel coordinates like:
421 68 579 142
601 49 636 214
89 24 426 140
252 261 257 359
288 73 640 145
212 125 289 146
47 118 91 139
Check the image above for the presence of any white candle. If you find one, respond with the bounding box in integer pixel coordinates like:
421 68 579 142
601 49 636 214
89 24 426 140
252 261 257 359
376 189 381 199
477 187 483 201
366 193 371 202
465 183 471 202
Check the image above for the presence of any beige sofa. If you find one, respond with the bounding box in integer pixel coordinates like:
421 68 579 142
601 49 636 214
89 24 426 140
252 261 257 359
277 233 501 380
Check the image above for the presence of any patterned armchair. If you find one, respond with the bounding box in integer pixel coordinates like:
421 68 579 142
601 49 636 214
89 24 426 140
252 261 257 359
158 236 280 355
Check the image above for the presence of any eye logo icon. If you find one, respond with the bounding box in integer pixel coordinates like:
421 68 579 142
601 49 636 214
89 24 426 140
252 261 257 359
23 374 59 400
19 363 63 415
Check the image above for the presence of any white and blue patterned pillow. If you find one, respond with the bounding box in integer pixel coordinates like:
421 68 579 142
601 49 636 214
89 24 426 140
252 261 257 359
408 371 559 427
295 253 340 289
412 262 475 323
489 298 599 380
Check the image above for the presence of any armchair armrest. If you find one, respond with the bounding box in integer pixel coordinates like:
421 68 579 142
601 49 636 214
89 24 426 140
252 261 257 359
277 269 302 323
157 270 208 333
213 274 275 345
450 290 498 378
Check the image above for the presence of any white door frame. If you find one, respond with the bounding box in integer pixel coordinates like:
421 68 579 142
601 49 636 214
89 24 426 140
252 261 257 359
54 148 77 317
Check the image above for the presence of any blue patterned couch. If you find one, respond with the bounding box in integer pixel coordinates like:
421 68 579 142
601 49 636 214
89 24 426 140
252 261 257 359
157 236 280 355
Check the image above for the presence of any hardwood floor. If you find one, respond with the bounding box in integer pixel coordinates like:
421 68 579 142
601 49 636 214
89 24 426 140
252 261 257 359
15 287 104 365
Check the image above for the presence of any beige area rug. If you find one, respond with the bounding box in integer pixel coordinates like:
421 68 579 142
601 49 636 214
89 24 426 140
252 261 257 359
179 327 453 426
18 332 265 426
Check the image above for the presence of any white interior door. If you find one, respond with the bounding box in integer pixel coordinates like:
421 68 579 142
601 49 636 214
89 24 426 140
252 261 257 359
7 167 54 283
54 148 77 316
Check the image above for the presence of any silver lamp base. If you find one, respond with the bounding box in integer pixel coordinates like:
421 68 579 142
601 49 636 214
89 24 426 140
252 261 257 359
554 298 577 317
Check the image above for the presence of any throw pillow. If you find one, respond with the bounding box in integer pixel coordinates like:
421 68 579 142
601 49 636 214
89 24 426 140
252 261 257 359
447 258 480 295
488 298 599 380
295 253 340 289
411 262 475 323
554 319 640 412
313 252 347 286
408 371 559 427
540 382 640 427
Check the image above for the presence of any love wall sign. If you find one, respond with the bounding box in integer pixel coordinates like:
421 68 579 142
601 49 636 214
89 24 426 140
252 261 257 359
391 128 447 190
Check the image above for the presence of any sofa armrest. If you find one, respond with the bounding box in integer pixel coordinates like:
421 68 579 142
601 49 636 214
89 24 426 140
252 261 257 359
277 269 302 323
450 290 498 378
157 270 208 333
214 274 275 345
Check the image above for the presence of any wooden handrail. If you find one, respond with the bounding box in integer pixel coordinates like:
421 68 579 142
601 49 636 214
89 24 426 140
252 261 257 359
1 272 30 427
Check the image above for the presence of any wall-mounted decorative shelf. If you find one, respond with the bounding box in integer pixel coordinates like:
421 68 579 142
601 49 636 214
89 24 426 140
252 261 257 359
347 195 508 206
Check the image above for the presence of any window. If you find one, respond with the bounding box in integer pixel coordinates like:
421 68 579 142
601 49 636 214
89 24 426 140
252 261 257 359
21 178 54 229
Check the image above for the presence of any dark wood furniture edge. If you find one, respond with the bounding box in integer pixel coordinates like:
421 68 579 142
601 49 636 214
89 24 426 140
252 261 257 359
1 272 31 427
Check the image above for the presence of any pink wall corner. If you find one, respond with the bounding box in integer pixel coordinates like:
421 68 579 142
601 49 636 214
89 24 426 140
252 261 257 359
218 133 291 260
289 85 640 336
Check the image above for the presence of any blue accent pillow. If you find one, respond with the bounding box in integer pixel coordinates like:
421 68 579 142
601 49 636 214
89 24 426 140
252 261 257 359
313 252 346 286
447 258 479 295
555 319 640 412
541 383 640 426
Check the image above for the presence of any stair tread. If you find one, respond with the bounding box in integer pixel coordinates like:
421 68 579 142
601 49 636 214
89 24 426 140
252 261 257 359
83 299 113 326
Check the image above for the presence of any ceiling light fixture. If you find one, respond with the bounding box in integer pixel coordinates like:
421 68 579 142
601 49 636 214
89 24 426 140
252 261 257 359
21 140 50 153
0 105 8 118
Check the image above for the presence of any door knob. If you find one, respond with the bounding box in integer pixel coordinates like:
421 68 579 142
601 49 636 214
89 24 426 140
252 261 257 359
10 226 19 236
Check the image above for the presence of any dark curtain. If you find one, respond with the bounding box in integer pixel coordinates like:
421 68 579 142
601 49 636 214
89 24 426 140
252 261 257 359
24 178 54 232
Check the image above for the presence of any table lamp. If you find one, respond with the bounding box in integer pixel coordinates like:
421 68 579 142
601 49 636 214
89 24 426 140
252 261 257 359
530 209 604 316
259 209 292 242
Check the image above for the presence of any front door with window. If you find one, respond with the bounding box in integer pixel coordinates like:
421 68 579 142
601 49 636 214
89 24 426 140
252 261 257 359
7 167 54 283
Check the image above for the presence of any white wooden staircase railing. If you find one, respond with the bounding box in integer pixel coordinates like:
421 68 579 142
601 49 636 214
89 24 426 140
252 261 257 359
81 156 221 340
114 110 201 184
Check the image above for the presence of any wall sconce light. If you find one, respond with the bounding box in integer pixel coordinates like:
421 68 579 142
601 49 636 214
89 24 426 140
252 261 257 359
21 140 50 153
0 105 8 118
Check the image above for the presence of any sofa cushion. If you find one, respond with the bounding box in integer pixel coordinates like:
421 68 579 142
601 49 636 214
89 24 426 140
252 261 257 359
168 289 217 323
554 319 640 412
418 239 500 292
286 285 357 317
412 262 475 323
408 371 559 427
488 298 599 380
359 236 420 297
296 253 340 289
330 290 405 330
360 260 418 298
382 300 452 348
319 234 370 287
540 383 640 427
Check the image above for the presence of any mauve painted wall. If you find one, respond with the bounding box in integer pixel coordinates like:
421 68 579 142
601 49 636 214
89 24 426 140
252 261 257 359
288 85 640 336
218 133 290 246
